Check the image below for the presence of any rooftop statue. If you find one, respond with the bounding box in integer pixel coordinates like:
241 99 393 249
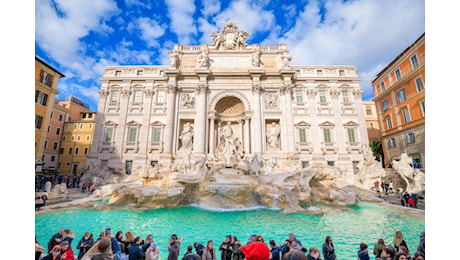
210 21 250 50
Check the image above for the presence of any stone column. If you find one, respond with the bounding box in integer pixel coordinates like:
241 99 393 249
209 113 216 155
163 83 178 157
88 84 109 159
193 83 208 157
251 84 263 154
137 83 155 162
244 116 251 154
281 82 296 153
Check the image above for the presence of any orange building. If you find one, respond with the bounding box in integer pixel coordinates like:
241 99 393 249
362 101 381 143
58 111 96 175
42 101 70 170
372 33 425 168
35 56 65 171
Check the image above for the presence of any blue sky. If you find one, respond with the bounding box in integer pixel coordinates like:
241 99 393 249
35 0 425 111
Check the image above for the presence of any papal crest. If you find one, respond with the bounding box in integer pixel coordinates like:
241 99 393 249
210 21 249 50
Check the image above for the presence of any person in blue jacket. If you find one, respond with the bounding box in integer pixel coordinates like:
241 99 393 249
357 243 370 260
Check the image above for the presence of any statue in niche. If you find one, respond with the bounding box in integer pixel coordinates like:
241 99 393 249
179 122 194 150
265 93 278 108
197 49 209 68
181 93 195 108
251 47 261 67
267 122 281 149
216 122 243 167
169 51 179 68
281 51 292 69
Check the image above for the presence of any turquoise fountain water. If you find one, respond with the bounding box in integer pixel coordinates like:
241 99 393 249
35 202 424 259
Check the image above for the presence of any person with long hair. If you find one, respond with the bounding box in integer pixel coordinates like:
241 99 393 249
398 246 411 260
202 240 217 260
373 239 385 259
393 231 408 252
124 231 135 251
321 236 336 260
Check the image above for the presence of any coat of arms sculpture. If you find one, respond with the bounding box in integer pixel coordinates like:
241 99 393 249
210 22 249 50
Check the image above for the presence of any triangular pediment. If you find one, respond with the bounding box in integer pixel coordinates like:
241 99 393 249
127 120 141 126
343 121 359 127
295 121 310 127
150 121 165 126
319 121 335 127
104 120 118 126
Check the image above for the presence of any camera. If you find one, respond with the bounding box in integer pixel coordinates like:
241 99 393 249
105 227 111 236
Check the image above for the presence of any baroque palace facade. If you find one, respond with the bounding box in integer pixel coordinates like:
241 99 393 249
87 22 369 180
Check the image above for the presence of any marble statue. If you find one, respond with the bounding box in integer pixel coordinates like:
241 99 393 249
210 30 222 49
216 122 242 167
251 47 261 67
179 122 194 150
281 51 292 69
197 49 209 68
267 122 281 149
169 51 179 68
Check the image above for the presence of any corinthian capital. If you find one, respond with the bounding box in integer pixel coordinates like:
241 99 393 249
330 89 340 99
144 89 155 97
196 83 209 94
307 89 317 98
352 89 363 98
280 83 292 95
99 89 109 97
121 89 131 97
252 84 263 94
166 83 179 94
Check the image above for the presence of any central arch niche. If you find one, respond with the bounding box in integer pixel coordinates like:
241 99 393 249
208 94 251 156
215 96 245 116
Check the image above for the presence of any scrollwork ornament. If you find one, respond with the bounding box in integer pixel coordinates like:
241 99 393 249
144 89 154 97
166 83 179 94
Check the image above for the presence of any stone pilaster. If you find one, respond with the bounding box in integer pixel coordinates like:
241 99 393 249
162 83 179 159
251 83 263 154
193 83 208 156
281 82 296 153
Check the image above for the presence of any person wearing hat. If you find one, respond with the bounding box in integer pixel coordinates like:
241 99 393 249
146 241 160 260
241 241 270 260
91 237 113 260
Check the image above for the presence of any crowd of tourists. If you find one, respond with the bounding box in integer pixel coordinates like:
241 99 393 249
35 228 425 260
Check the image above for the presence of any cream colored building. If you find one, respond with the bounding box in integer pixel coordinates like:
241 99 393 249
87 22 369 180
362 101 381 143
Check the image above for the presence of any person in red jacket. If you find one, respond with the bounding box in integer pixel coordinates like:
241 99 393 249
241 240 270 260
60 241 75 260
408 198 415 208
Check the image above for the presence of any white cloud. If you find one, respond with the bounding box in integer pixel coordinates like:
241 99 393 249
213 0 276 41
128 17 167 48
165 0 197 44
201 0 221 17
279 0 425 99
35 0 119 80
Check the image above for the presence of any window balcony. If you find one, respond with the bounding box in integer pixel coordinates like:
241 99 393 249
296 142 313 153
99 141 115 153
346 142 362 153
124 141 139 153
321 142 337 153
148 142 164 152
